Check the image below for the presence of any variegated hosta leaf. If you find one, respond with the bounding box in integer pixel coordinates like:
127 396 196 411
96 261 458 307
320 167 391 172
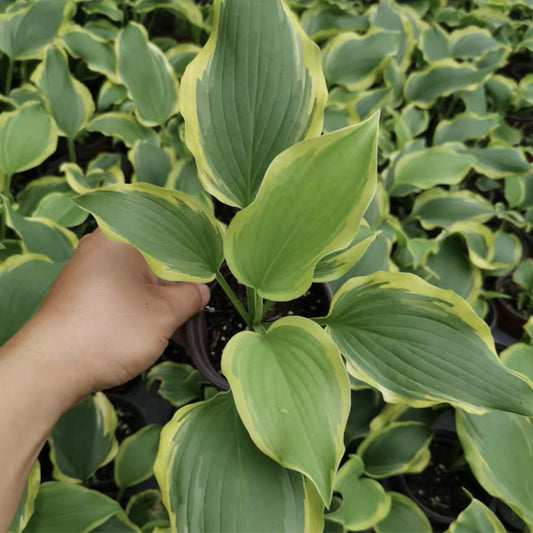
86 113 157 147
97 81 128 111
16 176 69 217
375 492 431 533
49 393 118 483
433 113 499 145
0 0 67 60
326 455 391 531
73 183 223 282
61 23 118 81
91 514 140 532
411 188 495 230
33 192 89 228
129 141 173 187
422 235 482 305
357 422 433 478
2 196 77 262
500 344 533 382
405 59 492 108
323 30 400 91
222 316 350 505
456 410 533 528
114 425 161 489
313 220 377 282
146 362 206 407
166 43 200 78
133 0 204 28
0 102 57 181
446 498 506 533
390 145 473 193
225 116 378 302
181 0 327 208
24 482 126 533
457 145 531 178
154 392 324 533
117 23 179 127
8 460 40 533
0 254 63 345
62 159 124 195
324 271 533 416
33 46 94 141
126 490 168 529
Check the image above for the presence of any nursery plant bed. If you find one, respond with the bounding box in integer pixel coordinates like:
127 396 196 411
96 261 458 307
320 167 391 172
185 266 332 389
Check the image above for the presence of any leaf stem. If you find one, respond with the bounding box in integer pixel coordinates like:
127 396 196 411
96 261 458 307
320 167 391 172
216 271 251 326
67 138 76 162
4 57 13 95
261 299 275 321
247 287 263 324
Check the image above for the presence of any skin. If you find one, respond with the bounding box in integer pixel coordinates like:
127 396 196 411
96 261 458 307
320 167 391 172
0 230 210 530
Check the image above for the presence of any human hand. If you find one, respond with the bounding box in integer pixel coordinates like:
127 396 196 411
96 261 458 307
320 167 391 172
24 229 210 402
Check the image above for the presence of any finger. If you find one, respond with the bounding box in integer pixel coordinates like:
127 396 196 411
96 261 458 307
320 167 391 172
157 282 210 328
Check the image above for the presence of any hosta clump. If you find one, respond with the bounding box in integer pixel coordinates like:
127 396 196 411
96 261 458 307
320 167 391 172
73 0 533 530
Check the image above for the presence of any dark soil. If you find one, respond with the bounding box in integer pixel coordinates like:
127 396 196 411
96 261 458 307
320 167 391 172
200 268 331 374
214 199 239 225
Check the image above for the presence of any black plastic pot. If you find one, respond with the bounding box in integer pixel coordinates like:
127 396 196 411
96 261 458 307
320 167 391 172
185 267 333 390
494 275 528 340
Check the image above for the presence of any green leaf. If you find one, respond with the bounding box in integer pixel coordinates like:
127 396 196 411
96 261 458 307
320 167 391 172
61 23 118 81
457 409 533 527
80 0 123 21
49 393 118 483
391 145 472 192
146 362 206 407
16 176 70 216
0 0 67 60
129 141 173 187
326 455 391 530
323 30 399 91
222 316 350 505
3 196 77 262
97 81 128 111
86 113 157 148
126 490 168 528
423 235 482 304
446 497 506 533
181 0 327 208
73 183 223 282
9 460 40 533
513 259 533 292
300 4 369 41
325 271 533 415
225 115 378 301
0 102 57 181
458 146 531 178
419 24 450 61
24 482 125 533
375 492 431 533
115 425 161 489
357 422 433 478
117 23 179 127
154 392 324 532
38 54 93 139
449 28 503 59
405 59 491 107
313 220 377 282
165 43 200 78
62 155 125 195
434 113 499 144
0 254 63 345
500 343 533 382
91 514 141 533
411 188 495 230
133 0 204 27
33 192 89 227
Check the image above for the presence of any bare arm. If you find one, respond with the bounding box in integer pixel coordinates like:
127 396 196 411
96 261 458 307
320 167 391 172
0 230 209 530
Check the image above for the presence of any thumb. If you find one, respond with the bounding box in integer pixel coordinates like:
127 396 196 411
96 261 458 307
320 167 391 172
156 282 210 329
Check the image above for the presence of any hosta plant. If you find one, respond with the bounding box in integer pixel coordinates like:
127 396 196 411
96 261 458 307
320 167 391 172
66 0 533 530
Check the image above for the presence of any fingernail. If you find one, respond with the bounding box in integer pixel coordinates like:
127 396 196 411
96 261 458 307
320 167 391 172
198 283 210 307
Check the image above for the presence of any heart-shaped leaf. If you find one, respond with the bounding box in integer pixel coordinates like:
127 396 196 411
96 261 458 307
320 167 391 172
222 316 350 505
